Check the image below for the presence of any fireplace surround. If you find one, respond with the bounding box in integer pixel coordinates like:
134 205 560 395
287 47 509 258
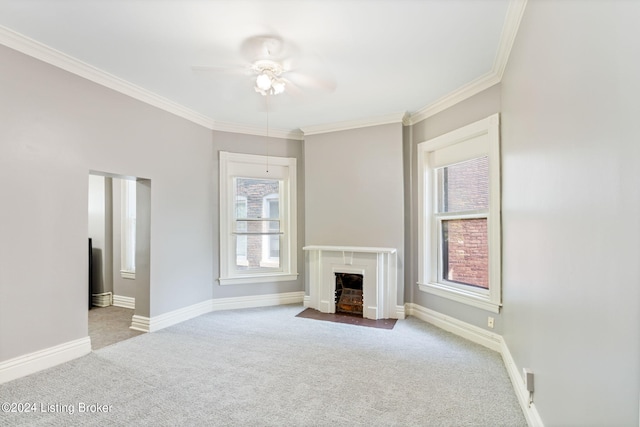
303 245 402 320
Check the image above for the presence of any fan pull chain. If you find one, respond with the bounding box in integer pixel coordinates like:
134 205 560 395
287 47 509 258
265 94 270 173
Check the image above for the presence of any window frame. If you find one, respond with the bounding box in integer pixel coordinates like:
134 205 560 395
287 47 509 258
417 114 501 313
235 195 248 267
261 193 280 267
120 179 136 280
218 151 298 285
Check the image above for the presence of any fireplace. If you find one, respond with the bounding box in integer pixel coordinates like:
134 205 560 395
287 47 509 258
303 245 402 320
335 273 363 315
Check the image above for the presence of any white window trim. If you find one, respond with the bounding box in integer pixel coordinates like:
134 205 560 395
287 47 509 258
120 179 136 280
417 114 501 313
218 151 298 285
260 193 280 268
235 195 248 267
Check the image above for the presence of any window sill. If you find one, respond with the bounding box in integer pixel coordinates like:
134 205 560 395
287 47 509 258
417 282 501 313
120 270 136 280
218 273 299 286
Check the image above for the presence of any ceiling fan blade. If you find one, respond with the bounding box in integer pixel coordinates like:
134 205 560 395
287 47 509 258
284 70 337 93
279 77 306 98
240 34 286 61
191 63 253 76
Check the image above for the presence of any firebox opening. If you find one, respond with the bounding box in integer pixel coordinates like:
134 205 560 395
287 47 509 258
335 273 363 316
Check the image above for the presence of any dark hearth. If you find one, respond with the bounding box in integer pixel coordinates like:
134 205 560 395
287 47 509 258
335 273 363 315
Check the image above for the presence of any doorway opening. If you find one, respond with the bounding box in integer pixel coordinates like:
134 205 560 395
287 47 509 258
87 172 150 349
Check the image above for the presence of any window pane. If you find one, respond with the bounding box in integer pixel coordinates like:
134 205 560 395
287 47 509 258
234 177 281 271
235 197 247 220
269 235 280 259
234 234 280 270
267 198 279 220
234 178 280 218
437 156 489 213
234 220 280 233
441 218 488 289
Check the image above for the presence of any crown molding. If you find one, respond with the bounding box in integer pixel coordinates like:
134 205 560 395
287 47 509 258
1 0 527 137
213 120 304 140
493 0 528 81
0 25 305 140
301 111 408 136
408 72 501 126
407 0 527 126
0 25 220 130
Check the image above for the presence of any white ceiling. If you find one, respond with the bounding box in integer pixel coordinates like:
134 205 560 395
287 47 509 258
0 0 523 137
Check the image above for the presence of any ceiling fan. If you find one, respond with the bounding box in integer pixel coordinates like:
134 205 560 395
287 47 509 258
194 34 336 97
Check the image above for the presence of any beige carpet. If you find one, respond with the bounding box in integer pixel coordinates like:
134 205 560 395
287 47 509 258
88 306 144 350
3 304 526 426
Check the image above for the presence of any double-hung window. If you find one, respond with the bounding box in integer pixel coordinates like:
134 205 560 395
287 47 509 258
417 114 501 313
219 152 298 285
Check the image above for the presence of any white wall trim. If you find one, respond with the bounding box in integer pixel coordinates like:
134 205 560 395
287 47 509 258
0 337 91 384
0 25 215 130
394 305 406 320
130 299 212 333
0 25 304 140
501 339 545 427
0 0 526 137
113 295 135 310
405 303 502 352
301 112 407 136
214 120 304 140
130 315 151 333
211 291 305 311
408 0 527 125
91 292 112 308
409 72 501 125
406 302 543 426
493 0 528 81
130 291 305 333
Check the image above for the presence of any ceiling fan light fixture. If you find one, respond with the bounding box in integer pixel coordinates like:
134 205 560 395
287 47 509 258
256 73 272 91
271 79 285 95
252 59 286 96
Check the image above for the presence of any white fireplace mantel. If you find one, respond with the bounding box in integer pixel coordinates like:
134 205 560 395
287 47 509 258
303 245 401 320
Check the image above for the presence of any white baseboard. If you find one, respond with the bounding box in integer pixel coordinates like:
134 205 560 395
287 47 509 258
130 299 211 333
500 339 544 427
405 303 502 352
405 302 543 426
91 292 112 307
211 291 305 311
130 315 151 333
130 291 305 333
0 337 91 384
113 295 135 309
394 304 406 319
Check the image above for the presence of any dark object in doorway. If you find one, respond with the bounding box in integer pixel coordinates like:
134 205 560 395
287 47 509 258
88 238 93 309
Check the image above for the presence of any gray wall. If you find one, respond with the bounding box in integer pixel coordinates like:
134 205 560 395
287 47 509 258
407 84 503 333
0 42 304 363
0 43 211 361
500 1 640 425
210 130 305 298
304 123 404 302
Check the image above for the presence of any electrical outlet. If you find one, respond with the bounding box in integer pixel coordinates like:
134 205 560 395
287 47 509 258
523 368 534 392
487 316 495 328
